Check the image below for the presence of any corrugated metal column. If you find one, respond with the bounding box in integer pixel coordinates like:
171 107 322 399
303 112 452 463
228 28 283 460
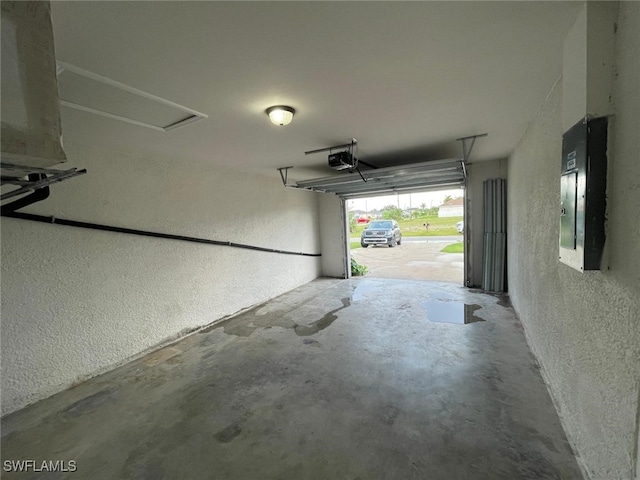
464 183 471 286
482 178 507 291
341 197 351 279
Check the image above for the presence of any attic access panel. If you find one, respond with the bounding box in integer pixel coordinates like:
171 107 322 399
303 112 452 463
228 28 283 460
56 62 207 132
295 158 465 199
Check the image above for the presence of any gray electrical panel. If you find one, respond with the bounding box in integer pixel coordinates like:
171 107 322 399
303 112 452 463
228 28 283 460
559 117 608 271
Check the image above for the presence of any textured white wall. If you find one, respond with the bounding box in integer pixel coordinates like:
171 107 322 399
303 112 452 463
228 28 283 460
1 142 322 415
562 4 587 132
466 159 507 287
318 193 347 278
507 4 640 478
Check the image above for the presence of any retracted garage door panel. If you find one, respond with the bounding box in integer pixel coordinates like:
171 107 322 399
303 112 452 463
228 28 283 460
295 158 465 199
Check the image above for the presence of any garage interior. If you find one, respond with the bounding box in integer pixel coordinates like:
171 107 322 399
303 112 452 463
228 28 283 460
2 279 584 479
1 2 639 480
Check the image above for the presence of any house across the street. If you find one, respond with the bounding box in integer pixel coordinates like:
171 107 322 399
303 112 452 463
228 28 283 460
438 198 464 217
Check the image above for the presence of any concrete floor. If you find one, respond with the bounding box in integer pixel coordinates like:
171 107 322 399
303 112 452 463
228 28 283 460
351 242 464 283
1 278 582 479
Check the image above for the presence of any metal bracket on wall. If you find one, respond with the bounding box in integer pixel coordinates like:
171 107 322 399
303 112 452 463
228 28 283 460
276 166 332 193
1 163 87 212
456 133 488 169
277 166 294 187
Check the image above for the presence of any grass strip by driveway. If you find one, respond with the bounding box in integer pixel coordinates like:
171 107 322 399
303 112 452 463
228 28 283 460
441 242 464 253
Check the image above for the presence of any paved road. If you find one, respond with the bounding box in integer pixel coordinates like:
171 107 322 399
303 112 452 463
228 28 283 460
351 240 464 283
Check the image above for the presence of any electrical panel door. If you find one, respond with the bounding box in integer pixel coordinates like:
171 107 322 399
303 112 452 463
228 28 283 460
559 117 608 271
560 172 577 249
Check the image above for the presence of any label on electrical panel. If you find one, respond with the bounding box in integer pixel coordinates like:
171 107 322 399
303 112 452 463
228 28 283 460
566 151 576 170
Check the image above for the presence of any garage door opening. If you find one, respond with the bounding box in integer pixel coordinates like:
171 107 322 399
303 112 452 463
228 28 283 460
348 188 464 283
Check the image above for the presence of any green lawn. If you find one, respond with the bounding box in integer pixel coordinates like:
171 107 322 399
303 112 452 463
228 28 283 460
441 242 464 253
350 241 361 250
351 215 462 237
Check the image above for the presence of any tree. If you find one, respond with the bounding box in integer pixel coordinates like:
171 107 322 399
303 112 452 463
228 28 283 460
443 195 453 204
348 212 357 233
411 204 439 218
381 205 403 221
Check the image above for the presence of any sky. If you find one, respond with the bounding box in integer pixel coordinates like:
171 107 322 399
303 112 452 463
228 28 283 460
347 188 464 212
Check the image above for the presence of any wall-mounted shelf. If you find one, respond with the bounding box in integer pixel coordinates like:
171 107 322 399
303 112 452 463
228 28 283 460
1 163 86 213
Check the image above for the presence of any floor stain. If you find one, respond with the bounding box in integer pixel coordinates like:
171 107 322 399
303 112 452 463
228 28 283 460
120 442 165 480
201 296 351 338
62 389 116 417
142 347 181 367
496 296 511 309
381 405 400 426
468 288 511 308
294 298 350 337
214 422 242 443
421 299 484 324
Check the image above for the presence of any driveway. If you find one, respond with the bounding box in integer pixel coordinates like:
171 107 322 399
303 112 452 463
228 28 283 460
351 241 463 283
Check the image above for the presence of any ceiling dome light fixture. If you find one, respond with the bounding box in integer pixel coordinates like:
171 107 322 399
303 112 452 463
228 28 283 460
266 105 295 126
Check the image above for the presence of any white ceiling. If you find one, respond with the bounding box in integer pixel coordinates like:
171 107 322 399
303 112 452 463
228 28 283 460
50 1 581 181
